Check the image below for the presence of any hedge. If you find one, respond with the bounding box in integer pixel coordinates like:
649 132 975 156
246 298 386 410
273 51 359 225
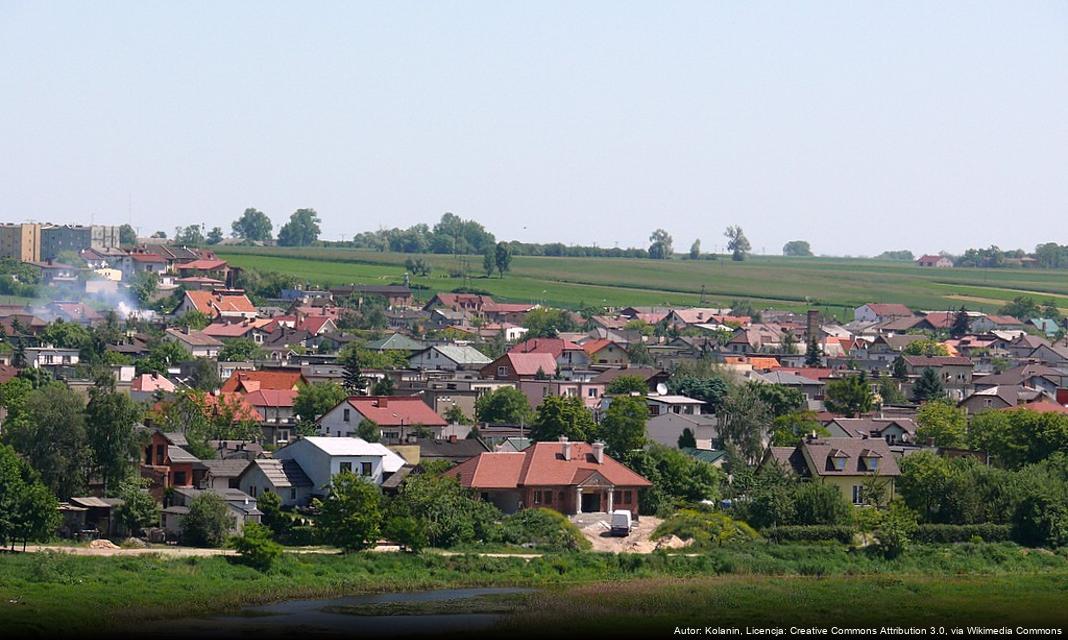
761 525 855 544
912 524 1012 544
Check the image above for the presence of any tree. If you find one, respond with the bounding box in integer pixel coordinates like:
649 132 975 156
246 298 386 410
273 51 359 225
294 382 347 431
667 374 731 413
0 444 59 549
206 227 224 245
793 482 851 525
277 208 321 247
388 471 500 547
118 224 137 246
175 225 205 246
530 396 597 442
648 229 673 260
131 271 159 306
689 239 701 260
724 225 751 261
494 241 512 277
482 247 495 276
86 377 143 494
950 306 970 338
339 345 365 393
999 296 1040 321
748 381 805 417
474 387 531 425
805 338 822 366
3 382 88 500
231 208 274 242
444 404 470 425
717 384 770 461
233 522 283 572
382 515 429 553
892 355 908 380
404 257 432 277
115 479 159 536
677 428 697 449
769 410 828 446
782 240 813 257
911 367 945 403
968 409 1068 469
621 444 721 514
317 472 382 552
357 418 381 443
371 376 394 396
878 378 908 405
219 338 262 362
599 395 648 457
903 339 949 356
915 400 967 448
522 308 577 338
182 492 231 547
823 373 874 418
606 375 649 395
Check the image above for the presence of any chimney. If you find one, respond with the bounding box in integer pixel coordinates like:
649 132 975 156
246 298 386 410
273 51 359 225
592 441 604 464
807 309 820 343
378 397 388 408
559 435 572 460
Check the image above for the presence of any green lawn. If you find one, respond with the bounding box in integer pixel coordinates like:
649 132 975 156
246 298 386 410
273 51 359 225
2 544 1067 636
216 246 1068 314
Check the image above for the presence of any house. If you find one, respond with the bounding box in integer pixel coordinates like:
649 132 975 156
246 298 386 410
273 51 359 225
237 459 314 507
220 369 307 393
959 385 1050 415
854 303 914 324
124 252 168 278
749 370 826 409
763 435 900 506
130 373 176 401
327 284 414 308
164 328 223 358
140 430 203 500
46 301 102 325
482 301 538 324
481 352 558 381
1028 343 1068 368
445 438 652 516
273 436 407 492
364 333 427 353
176 289 257 320
244 389 299 444
902 355 974 400
510 338 589 369
724 324 787 354
590 367 671 393
26 260 79 285
916 255 953 268
58 497 125 539
199 459 250 491
646 412 720 450
517 379 605 410
645 393 705 417
203 318 275 344
317 396 448 443
973 364 1066 396
24 346 80 370
163 487 262 539
825 417 918 445
408 344 493 371
582 339 630 367
423 292 494 314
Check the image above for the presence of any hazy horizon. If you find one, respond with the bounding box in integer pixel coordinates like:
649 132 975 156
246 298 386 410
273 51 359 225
2 2 1066 256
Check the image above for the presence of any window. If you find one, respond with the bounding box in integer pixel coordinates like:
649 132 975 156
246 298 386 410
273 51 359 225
852 485 864 505
533 491 543 505
248 485 257 497
340 462 352 473
173 471 186 486
866 457 880 471
613 490 622 504
343 408 351 422
498 366 508 377
361 462 372 476
832 456 847 471
588 388 598 397
290 488 297 501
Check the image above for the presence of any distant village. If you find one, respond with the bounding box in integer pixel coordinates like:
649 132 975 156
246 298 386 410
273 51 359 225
1 219 1067 554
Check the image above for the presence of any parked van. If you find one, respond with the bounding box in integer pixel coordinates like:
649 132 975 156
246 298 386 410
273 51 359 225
609 510 633 536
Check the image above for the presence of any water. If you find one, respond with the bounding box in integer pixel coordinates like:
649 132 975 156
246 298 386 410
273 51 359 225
151 587 532 638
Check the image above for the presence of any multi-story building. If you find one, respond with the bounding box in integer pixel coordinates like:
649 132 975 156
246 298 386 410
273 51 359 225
0 223 41 262
41 224 120 260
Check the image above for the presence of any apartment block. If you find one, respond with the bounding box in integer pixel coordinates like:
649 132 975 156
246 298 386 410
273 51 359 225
40 224 120 260
0 223 42 262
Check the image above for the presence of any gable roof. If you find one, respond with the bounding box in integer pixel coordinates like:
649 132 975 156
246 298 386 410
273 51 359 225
345 396 447 427
417 344 492 365
489 352 558 377
446 440 652 490
860 303 914 317
243 459 312 488
902 355 972 367
165 328 224 348
184 290 256 316
244 389 299 408
285 437 406 472
801 437 900 477
510 338 584 358
220 369 307 393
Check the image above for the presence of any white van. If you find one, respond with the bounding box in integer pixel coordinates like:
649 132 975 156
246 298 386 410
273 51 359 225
609 510 633 536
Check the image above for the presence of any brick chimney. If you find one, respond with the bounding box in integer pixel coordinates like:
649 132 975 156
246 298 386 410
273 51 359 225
559 435 572 461
806 309 820 343
592 441 604 464
378 397 388 408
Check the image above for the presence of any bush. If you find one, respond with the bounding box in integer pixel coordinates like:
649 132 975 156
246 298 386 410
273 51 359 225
871 502 918 559
317 472 382 552
1013 494 1068 548
912 523 1012 544
652 510 759 548
500 508 591 551
181 493 232 547
762 525 855 544
231 522 283 572
383 515 429 553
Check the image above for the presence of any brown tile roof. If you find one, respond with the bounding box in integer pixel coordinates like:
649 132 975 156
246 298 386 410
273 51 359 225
801 437 900 477
446 441 651 490
347 396 447 427
220 370 307 393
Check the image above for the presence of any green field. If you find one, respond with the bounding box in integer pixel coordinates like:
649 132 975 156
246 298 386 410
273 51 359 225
216 246 1068 316
2 544 1067 635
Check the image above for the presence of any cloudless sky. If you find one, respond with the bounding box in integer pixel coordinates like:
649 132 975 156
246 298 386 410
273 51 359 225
2 2 1066 256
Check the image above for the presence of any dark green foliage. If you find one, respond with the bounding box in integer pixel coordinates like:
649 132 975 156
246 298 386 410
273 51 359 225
652 509 759 548
677 428 697 449
114 480 159 537
667 374 730 413
231 208 274 242
912 524 1012 544
0 444 60 548
356 418 380 443
599 395 648 457
317 472 382 552
231 522 283 572
383 515 429 553
623 444 721 515
3 382 88 500
969 410 1068 469
500 508 591 551
530 396 597 442
824 373 874 417
182 493 232 548
762 525 855 544
277 208 321 247
606 375 649 395
912 367 945 403
388 472 500 548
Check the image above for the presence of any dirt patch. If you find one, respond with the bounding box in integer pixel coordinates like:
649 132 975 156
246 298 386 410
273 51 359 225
577 515 664 553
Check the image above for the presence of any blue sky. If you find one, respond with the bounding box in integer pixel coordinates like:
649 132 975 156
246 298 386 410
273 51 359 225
2 2 1066 255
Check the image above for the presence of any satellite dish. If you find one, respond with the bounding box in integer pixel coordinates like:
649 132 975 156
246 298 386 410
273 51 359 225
655 383 668 395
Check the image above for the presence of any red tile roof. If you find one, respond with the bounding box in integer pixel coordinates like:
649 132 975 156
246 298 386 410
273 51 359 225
346 396 447 427
220 370 307 393
184 290 256 317
510 338 583 358
178 259 228 271
446 441 652 489
491 352 558 377
244 389 299 408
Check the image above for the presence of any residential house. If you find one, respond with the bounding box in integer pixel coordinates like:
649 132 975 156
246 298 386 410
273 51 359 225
646 412 719 450
164 328 223 358
481 352 558 381
518 379 605 410
583 339 630 367
273 436 407 492
825 417 918 445
317 396 448 443
237 459 314 507
645 393 705 417
24 345 80 370
510 338 590 370
199 459 250 491
590 367 671 393
959 385 1051 415
220 369 307 394
445 438 652 515
763 435 900 506
244 389 299 445
163 487 262 539
408 344 493 371
327 284 414 308
176 289 257 320
26 260 79 285
916 255 953 268
854 303 914 324
140 430 203 500
902 355 974 400
973 364 1066 397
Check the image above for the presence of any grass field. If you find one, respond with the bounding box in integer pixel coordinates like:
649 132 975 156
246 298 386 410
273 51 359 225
215 246 1068 316
3 544 1067 636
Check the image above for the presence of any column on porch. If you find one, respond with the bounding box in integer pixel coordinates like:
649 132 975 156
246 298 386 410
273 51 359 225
575 486 582 515
606 487 613 514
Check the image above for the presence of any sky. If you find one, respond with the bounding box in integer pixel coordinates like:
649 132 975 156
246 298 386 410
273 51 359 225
1 2 1066 256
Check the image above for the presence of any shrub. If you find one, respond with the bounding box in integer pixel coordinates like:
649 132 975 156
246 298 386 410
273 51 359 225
383 515 429 553
500 508 591 551
653 510 759 548
317 472 382 552
1013 494 1068 548
871 502 918 559
231 522 283 572
762 525 855 544
181 493 232 547
912 523 1012 544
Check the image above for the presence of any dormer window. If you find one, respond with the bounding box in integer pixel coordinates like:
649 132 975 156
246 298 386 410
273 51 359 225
866 457 880 471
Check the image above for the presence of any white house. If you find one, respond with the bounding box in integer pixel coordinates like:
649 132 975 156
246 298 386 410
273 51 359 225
24 346 80 369
164 328 223 359
272 436 406 493
853 303 914 324
646 413 720 450
237 459 314 507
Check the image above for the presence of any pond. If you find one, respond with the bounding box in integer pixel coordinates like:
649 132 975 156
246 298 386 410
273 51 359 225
151 587 534 638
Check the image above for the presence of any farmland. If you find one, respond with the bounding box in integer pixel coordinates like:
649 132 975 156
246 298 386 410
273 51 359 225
215 246 1068 316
